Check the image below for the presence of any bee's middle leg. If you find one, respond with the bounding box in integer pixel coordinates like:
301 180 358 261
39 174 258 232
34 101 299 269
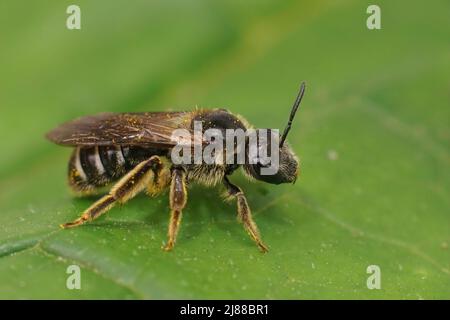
61 156 163 228
223 176 269 252
163 167 187 251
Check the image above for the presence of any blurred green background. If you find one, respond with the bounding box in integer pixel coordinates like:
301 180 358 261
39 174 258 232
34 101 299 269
0 0 449 299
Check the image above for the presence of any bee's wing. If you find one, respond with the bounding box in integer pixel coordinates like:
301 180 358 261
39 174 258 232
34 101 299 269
46 112 199 148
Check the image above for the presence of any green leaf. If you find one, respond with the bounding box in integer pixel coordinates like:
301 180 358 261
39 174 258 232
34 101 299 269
0 0 449 299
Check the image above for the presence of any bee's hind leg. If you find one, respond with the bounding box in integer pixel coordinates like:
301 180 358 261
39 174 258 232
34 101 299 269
223 176 269 253
163 167 187 251
61 156 163 228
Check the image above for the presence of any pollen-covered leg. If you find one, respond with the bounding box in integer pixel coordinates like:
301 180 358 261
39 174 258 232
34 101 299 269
223 177 269 253
146 159 171 197
163 168 187 251
61 156 163 228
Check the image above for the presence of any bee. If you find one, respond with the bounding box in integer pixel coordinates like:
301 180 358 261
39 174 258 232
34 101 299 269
46 82 306 252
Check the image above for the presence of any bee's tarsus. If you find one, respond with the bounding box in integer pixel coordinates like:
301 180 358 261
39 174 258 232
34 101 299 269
162 242 175 252
258 243 269 253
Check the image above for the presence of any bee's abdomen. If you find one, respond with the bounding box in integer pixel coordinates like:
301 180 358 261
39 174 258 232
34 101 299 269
68 146 166 194
68 146 128 194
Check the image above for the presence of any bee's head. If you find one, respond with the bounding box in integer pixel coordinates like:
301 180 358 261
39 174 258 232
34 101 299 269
244 82 305 185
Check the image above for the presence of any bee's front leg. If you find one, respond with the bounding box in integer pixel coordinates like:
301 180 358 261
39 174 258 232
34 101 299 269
223 176 269 253
163 167 187 251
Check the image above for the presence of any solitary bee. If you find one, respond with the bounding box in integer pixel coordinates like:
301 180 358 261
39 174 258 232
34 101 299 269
46 83 306 252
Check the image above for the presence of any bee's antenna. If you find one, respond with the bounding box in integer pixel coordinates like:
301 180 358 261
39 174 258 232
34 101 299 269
280 82 306 148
